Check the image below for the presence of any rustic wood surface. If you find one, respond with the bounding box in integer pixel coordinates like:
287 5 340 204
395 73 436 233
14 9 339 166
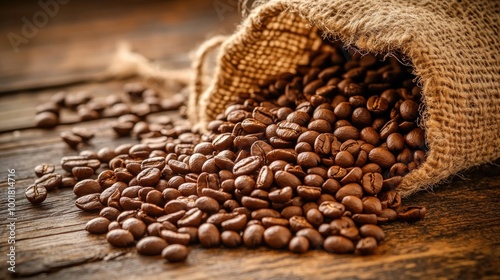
1 1 499 279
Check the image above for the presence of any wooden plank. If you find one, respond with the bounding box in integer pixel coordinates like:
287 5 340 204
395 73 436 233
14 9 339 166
0 0 240 92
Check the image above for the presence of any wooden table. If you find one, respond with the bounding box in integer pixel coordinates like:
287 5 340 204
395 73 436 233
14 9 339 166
1 1 499 279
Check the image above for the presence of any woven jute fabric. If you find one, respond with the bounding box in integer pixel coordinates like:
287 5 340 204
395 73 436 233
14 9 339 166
189 0 500 197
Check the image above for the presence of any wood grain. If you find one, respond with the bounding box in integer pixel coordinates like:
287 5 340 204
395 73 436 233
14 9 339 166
1 0 499 279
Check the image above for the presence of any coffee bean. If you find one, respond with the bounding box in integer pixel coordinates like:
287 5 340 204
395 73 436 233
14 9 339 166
61 156 101 173
336 183 363 200
122 218 146 239
86 217 110 234
356 237 378 255
263 225 292 249
25 184 47 204
334 126 359 142
34 164 55 177
76 193 104 212
162 244 189 262
35 173 62 191
274 171 301 189
368 147 396 168
324 236 354 254
405 128 425 149
136 167 161 186
106 229 135 247
399 100 419 121
35 111 59 128
136 236 168 255
73 179 102 197
276 121 302 141
288 236 309 254
359 224 385 242
318 201 345 219
221 214 248 231
386 133 405 152
100 207 121 221
397 206 426 222
233 156 262 176
195 197 220 213
160 230 190 246
361 172 383 195
198 223 221 247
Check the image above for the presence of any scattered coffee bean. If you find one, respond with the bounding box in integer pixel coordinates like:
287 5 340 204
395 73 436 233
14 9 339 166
25 184 47 204
136 236 168 255
162 244 189 262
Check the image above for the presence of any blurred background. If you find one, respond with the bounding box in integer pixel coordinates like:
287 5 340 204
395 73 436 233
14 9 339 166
0 0 241 93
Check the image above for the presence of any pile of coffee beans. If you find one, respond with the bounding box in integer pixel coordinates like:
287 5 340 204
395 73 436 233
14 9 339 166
27 41 427 261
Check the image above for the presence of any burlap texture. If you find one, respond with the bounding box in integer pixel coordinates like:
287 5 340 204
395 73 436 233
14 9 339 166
189 0 500 197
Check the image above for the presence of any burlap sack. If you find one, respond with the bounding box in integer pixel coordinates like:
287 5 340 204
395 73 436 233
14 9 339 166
189 0 500 197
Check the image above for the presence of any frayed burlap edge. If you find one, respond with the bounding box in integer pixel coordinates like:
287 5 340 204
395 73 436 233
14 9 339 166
191 0 500 197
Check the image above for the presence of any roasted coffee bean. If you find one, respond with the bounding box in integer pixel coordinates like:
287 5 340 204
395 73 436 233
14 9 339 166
386 133 405 152
160 230 191 246
35 111 59 128
335 183 363 201
368 147 396 168
362 197 383 215
399 100 419 121
286 111 311 126
266 149 297 163
73 179 102 197
195 196 220 213
334 126 359 142
340 167 362 185
397 206 426 222
276 121 302 141
71 166 94 180
136 236 168 255
35 173 62 191
297 185 322 201
288 236 309 254
100 207 121 221
61 156 101 172
324 236 355 254
198 223 221 247
359 224 385 242
361 172 383 195
243 224 265 248
86 217 111 234
76 193 104 212
106 229 135 247
34 164 55 177
162 244 189 262
221 214 248 231
220 230 242 248
268 187 293 203
263 225 292 249
356 237 378 255
318 201 345 219
322 178 342 194
233 156 262 176
25 184 47 204
352 214 378 225
122 217 147 239
405 128 425 149
274 171 301 189
341 196 363 214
